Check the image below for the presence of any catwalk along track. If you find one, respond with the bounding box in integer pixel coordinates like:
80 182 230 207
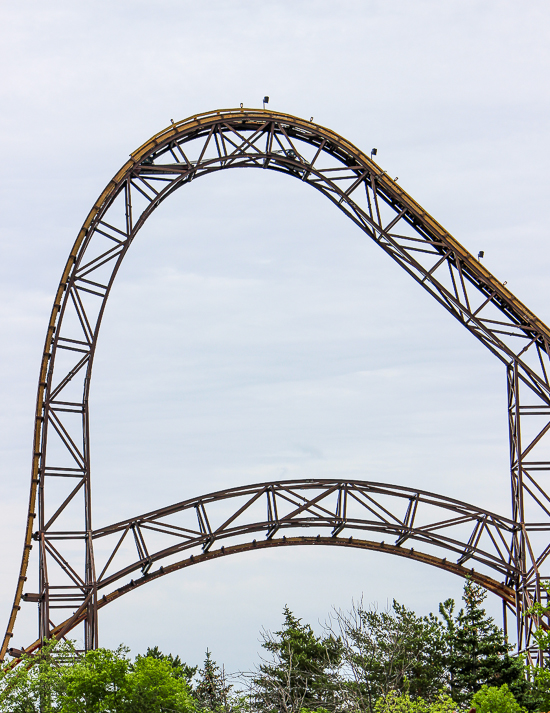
3 108 550 663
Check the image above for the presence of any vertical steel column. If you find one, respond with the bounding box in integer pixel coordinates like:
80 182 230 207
38 536 49 642
83 377 98 651
507 361 546 662
38 404 49 643
507 361 530 653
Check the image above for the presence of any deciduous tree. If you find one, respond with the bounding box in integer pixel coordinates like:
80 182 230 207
329 598 446 710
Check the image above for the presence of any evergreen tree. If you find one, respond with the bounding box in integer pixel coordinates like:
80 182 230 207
441 579 524 705
252 606 343 713
195 649 232 712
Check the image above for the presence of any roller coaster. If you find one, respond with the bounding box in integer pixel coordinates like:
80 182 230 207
3 108 550 664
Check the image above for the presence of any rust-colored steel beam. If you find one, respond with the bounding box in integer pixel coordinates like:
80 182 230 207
90 479 519 589
12 536 517 662
3 108 550 662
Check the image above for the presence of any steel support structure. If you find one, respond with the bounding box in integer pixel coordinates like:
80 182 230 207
8 479 520 658
2 108 550 662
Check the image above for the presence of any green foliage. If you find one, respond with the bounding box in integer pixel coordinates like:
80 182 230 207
530 667 550 712
374 690 456 713
525 582 550 655
58 645 131 712
471 683 525 713
521 582 550 711
252 605 343 712
0 639 194 713
1 581 542 713
145 645 198 684
124 654 194 712
0 638 77 713
440 579 525 705
194 649 232 712
333 598 446 708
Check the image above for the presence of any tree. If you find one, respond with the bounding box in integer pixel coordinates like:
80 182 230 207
124 654 194 713
471 683 525 713
374 690 456 713
0 638 194 713
330 598 446 711
194 649 233 712
441 579 525 705
251 606 343 713
59 645 131 712
145 646 198 685
528 668 550 712
522 582 550 711
0 638 74 713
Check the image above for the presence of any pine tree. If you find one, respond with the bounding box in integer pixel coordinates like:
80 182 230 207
442 579 524 705
195 649 232 712
252 606 343 713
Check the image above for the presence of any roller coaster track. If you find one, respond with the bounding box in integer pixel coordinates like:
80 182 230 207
11 479 519 659
3 108 550 662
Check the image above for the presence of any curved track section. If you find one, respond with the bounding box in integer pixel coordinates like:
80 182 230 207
3 108 550 660
10 479 516 657
91 479 518 587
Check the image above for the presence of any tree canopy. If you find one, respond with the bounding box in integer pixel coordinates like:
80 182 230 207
251 605 343 713
0 579 544 713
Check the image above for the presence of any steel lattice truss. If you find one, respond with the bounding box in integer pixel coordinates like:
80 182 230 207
93 479 518 597
3 108 550 662
10 479 520 658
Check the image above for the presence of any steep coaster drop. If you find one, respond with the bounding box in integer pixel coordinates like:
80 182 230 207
3 109 550 663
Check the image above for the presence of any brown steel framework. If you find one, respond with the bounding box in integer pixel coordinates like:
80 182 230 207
2 108 550 663
7 479 519 659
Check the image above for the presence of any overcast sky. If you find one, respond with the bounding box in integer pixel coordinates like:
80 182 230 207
1 0 550 673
